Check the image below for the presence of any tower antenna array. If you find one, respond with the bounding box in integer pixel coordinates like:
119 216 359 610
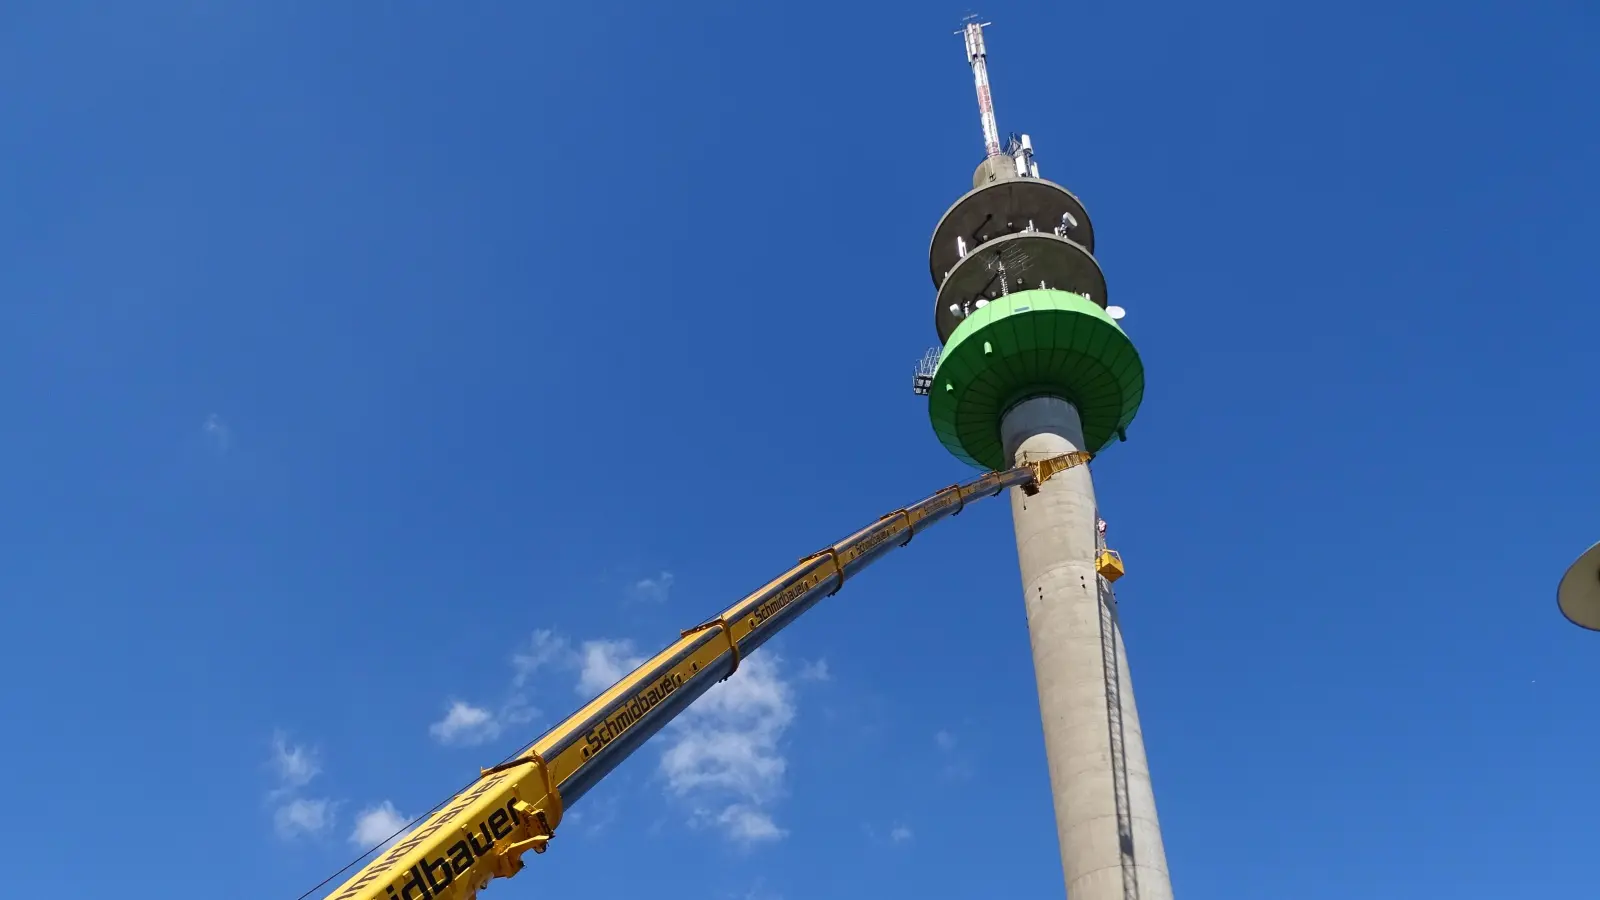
960 19 1003 161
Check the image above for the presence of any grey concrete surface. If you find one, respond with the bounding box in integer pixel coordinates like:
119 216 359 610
1558 540 1600 631
932 232 1107 343
927 177 1095 284
1002 395 1174 900
974 153 1022 189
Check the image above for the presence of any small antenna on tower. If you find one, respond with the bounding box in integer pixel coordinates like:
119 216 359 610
958 17 1003 161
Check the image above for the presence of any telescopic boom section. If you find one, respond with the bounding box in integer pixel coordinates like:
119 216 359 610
962 20 1002 160
319 452 1092 900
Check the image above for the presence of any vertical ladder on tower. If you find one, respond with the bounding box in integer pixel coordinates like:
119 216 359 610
1096 521 1140 900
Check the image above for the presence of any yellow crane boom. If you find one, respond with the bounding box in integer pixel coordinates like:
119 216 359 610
319 451 1091 900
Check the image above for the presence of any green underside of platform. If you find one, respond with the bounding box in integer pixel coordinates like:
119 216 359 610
928 290 1145 470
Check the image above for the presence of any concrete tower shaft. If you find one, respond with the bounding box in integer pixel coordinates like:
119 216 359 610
1003 398 1172 900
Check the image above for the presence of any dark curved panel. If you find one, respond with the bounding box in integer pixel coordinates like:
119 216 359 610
933 233 1108 343
929 178 1095 286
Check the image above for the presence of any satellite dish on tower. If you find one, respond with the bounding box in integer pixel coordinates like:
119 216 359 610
1106 305 1126 320
1558 540 1600 631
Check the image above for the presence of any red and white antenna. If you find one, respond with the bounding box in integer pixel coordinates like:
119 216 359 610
960 19 1003 160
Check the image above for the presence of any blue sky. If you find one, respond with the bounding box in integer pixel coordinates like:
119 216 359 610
2 2 1597 898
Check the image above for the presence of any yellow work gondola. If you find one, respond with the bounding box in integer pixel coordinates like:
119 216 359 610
1096 549 1125 583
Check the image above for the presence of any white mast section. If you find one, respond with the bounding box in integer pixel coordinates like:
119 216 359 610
961 20 1002 160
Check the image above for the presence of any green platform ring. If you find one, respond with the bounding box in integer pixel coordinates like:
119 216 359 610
927 289 1145 470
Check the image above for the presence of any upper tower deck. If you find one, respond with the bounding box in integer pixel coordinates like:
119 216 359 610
922 20 1144 468
929 24 1110 344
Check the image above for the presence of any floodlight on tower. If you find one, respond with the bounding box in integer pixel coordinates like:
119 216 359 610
1558 541 1600 631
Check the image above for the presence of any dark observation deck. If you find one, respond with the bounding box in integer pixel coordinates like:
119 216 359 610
928 177 1095 287
933 232 1108 343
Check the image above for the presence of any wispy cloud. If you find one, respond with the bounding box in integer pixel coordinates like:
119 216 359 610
862 821 915 846
428 700 502 747
203 413 232 452
435 622 813 847
429 630 582 747
264 733 414 849
660 652 796 844
425 631 651 751
511 631 801 845
566 788 623 837
267 731 335 839
934 728 970 780
429 631 651 751
275 797 334 839
631 571 676 603
577 639 646 698
513 629 574 688
714 804 786 842
734 878 784 900
350 801 410 852
502 628 586 726
270 730 321 793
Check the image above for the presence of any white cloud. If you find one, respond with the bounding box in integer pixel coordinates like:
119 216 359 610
513 629 574 688
567 790 623 837
275 797 333 839
577 639 646 698
660 653 796 842
429 700 502 747
270 731 320 793
862 821 914 846
203 413 232 451
500 699 540 727
431 631 580 747
265 732 407 848
499 629 583 727
716 804 787 843
631 571 675 603
267 731 337 839
933 729 970 781
431 631 648 751
796 659 830 682
429 625 806 845
350 801 410 851
735 878 784 900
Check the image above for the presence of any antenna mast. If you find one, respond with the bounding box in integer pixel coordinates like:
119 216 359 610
960 19 1003 160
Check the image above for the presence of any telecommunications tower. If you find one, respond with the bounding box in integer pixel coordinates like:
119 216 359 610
915 20 1175 900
